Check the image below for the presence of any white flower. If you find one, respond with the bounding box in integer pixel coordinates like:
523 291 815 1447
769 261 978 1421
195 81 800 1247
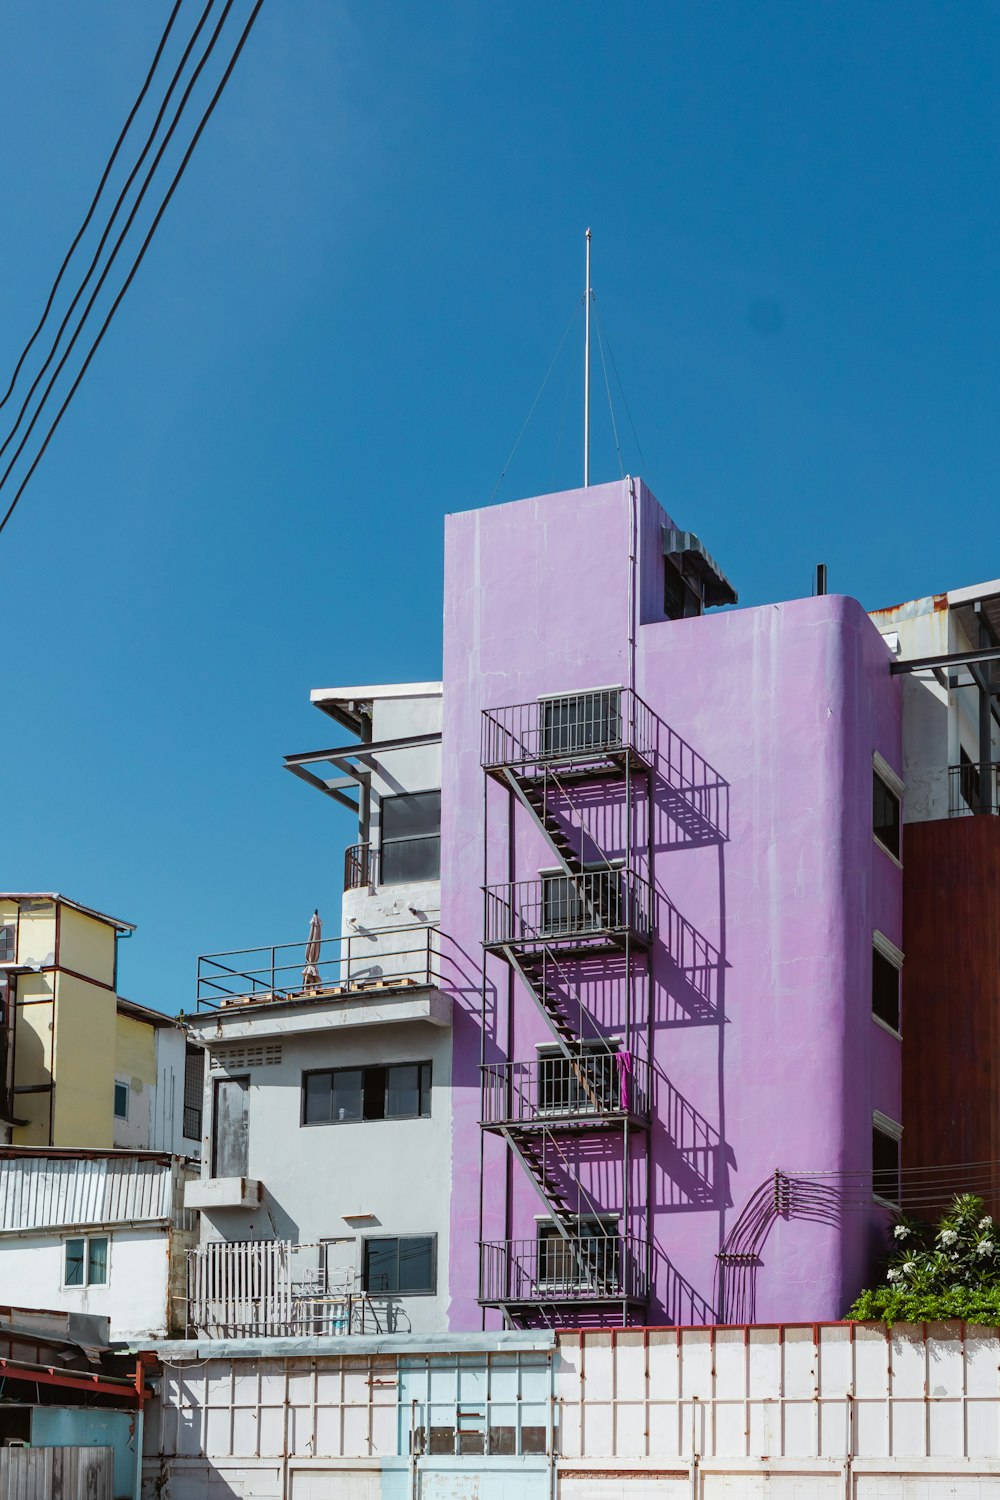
902 1261 917 1275
886 1268 901 1281
977 1240 995 1255
981 1217 993 1230
939 1229 958 1245
893 1224 910 1239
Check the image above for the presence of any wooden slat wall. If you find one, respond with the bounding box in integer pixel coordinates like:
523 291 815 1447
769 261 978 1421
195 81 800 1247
902 817 1000 1213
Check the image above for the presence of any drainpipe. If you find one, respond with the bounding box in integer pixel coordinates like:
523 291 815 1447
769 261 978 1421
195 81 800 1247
132 1405 144 1500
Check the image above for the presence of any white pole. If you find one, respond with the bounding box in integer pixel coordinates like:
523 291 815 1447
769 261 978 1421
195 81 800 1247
584 227 591 488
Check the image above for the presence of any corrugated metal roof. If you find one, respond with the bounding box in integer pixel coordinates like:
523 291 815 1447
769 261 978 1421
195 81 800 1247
0 1154 175 1231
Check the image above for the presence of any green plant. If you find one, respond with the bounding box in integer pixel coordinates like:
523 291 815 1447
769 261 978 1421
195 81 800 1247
846 1194 1000 1325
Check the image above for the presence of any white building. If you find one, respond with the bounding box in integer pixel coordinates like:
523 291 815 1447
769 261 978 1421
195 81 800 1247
0 1147 197 1341
183 684 452 1338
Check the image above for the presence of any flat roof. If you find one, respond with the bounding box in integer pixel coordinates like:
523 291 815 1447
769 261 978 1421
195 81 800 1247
309 681 442 705
0 1146 194 1164
0 894 135 933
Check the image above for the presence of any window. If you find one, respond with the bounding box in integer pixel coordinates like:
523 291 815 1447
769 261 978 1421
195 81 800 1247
959 747 982 813
537 1219 619 1289
113 1082 129 1120
0 925 13 963
363 1234 436 1294
541 868 622 937
873 756 902 860
64 1235 109 1288
872 933 903 1034
183 1045 205 1139
539 689 622 757
303 1061 431 1125
537 1044 618 1115
872 1112 902 1206
380 792 441 884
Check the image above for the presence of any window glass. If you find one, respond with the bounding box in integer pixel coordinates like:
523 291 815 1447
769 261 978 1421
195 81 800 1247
305 1064 430 1123
873 1125 901 1205
381 792 441 841
303 1071 333 1124
872 948 900 1032
88 1236 108 1286
65 1239 85 1287
398 1235 435 1292
364 1237 398 1293
113 1082 129 1120
0 925 13 963
540 690 622 756
873 771 901 858
381 832 441 884
387 1063 422 1118
183 1046 204 1139
380 792 441 885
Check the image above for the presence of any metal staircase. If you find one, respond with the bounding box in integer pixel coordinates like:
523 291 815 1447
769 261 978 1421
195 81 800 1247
478 687 655 1327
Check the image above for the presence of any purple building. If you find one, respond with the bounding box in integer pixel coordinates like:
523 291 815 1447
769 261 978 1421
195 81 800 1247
441 477 902 1329
189 475 904 1336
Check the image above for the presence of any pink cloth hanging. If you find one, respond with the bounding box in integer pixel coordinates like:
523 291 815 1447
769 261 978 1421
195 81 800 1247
616 1049 633 1112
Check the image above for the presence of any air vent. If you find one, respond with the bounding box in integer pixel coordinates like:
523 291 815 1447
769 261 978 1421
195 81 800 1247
210 1044 282 1071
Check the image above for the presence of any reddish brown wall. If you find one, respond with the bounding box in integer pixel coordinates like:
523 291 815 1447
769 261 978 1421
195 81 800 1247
903 816 1000 1213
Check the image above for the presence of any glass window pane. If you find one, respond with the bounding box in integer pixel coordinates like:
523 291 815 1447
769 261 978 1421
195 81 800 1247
386 1064 420 1118
873 772 900 858
381 792 441 842
88 1237 108 1285
381 836 441 885
873 1127 900 1204
419 1062 432 1117
303 1071 333 1124
365 1238 398 1293
113 1082 128 1120
65 1239 85 1286
872 948 900 1031
397 1236 434 1293
331 1070 362 1122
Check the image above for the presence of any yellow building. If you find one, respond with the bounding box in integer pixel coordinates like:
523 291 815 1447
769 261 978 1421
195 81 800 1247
0 893 201 1153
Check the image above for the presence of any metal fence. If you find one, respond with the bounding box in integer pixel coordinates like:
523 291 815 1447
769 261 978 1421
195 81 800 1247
481 1054 649 1127
484 869 653 950
479 1234 646 1305
949 759 1000 816
482 687 654 771
0 1446 113 1500
187 1239 387 1337
196 922 441 1009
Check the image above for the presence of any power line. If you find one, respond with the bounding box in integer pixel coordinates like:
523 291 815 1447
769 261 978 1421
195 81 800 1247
489 302 582 504
0 0 186 413
0 0 266 540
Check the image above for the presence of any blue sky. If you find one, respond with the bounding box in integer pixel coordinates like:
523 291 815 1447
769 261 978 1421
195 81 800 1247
1 1 998 1011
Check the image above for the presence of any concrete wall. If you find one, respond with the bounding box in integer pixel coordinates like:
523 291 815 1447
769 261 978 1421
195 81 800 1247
52 970 117 1147
195 1017 453 1334
153 1025 203 1156
441 478 902 1328
114 1012 158 1149
0 1227 172 1340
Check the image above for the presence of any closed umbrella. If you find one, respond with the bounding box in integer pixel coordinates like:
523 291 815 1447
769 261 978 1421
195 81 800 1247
302 909 322 989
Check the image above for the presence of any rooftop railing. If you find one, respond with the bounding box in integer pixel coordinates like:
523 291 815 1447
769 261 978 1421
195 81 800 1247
483 869 654 952
949 761 1000 817
196 922 440 1011
482 688 654 773
479 1234 647 1306
481 1055 650 1129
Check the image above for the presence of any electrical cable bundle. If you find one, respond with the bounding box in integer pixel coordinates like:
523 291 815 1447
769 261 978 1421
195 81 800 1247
0 0 265 540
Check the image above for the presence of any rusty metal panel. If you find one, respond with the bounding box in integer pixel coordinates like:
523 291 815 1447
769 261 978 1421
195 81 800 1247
0 1444 113 1499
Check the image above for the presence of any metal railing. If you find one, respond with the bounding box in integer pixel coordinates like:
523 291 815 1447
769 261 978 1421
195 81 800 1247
187 1240 387 1337
479 1234 646 1305
196 922 440 1010
344 842 379 889
484 869 654 950
949 761 1000 816
482 688 654 772
481 1054 649 1127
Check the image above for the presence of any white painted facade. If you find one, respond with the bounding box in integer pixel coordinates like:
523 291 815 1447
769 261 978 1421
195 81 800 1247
183 682 450 1338
112 1016 202 1156
141 1323 1000 1498
870 580 1000 822
0 1149 196 1341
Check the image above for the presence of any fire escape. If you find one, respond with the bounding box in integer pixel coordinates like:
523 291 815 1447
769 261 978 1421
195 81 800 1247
478 687 655 1327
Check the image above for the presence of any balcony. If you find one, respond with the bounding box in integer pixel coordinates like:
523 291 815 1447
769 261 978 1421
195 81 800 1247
187 1239 390 1338
481 1055 650 1131
479 1234 647 1308
949 761 1000 817
484 868 654 954
482 688 654 777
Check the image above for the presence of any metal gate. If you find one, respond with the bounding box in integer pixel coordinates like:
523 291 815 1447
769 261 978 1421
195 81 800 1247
0 1444 113 1499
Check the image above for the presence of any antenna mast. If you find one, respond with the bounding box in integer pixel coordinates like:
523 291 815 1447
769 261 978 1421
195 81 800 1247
584 227 591 488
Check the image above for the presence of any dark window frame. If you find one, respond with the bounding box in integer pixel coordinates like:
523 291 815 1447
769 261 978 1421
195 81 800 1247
538 688 623 757
113 1081 129 1121
362 1233 437 1296
183 1045 205 1141
536 1042 619 1115
536 1216 619 1287
873 764 902 861
302 1060 432 1127
63 1233 109 1288
0 925 14 963
378 791 441 886
872 1115 902 1207
872 936 902 1035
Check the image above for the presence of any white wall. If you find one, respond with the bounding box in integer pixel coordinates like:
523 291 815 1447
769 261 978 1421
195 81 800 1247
152 1026 202 1156
0 1226 172 1339
195 1017 453 1333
